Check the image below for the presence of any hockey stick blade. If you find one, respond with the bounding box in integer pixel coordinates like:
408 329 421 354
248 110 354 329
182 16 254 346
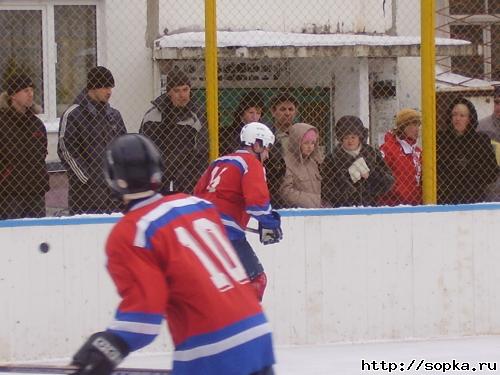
0 364 171 375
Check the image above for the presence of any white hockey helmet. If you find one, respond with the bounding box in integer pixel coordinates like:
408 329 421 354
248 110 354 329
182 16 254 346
240 122 275 148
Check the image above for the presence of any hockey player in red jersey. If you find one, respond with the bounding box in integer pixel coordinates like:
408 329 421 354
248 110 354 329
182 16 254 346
70 134 275 375
194 122 283 301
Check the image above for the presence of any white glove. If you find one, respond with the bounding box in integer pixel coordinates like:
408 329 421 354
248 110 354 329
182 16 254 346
353 157 370 179
348 163 362 183
348 157 370 182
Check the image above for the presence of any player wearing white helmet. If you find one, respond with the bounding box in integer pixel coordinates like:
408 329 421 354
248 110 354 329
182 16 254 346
194 122 283 301
240 121 275 159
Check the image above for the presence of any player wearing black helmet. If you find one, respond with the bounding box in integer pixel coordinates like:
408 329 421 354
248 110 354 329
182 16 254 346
71 134 276 375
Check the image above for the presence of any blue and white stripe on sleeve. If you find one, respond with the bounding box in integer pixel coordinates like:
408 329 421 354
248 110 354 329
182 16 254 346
107 311 164 351
212 155 249 175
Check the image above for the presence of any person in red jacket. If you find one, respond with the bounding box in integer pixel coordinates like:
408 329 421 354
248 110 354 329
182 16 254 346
378 108 422 206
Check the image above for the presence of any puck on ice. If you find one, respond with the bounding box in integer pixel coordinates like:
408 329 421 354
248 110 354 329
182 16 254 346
39 242 50 253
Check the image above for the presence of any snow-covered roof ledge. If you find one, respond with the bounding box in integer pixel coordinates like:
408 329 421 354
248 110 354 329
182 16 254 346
436 65 500 91
153 30 476 60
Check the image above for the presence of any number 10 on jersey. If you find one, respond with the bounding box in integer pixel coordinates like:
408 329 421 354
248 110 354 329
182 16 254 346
175 218 248 291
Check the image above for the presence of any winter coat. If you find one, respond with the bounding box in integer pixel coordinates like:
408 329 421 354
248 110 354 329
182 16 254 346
378 131 422 206
140 94 208 194
58 91 127 214
322 143 394 208
478 114 500 143
275 128 289 157
437 98 497 204
220 122 242 156
280 123 324 208
265 137 287 209
0 92 49 219
477 114 500 201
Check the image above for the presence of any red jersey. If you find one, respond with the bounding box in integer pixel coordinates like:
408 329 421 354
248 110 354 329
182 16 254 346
194 150 279 240
379 131 422 206
104 193 274 374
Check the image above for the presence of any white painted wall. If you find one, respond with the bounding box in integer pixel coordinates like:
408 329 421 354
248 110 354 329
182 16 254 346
333 58 370 126
393 0 422 111
469 95 496 121
1 205 500 361
369 58 399 146
103 0 155 133
158 0 392 35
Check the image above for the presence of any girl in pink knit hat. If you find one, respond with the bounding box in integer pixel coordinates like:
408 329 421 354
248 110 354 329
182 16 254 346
280 123 324 208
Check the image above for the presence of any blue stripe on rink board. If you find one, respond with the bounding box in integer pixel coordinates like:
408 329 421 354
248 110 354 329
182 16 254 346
1 203 500 228
280 202 500 217
0 216 121 227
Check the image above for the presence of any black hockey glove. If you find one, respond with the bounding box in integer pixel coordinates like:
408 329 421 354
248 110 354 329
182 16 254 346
258 211 283 245
71 331 130 375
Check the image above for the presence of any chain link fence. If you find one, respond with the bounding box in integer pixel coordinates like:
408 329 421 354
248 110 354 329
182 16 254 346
436 0 500 204
0 0 498 219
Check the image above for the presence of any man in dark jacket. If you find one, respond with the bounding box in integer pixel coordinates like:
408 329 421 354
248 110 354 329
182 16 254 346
57 66 127 215
266 91 299 209
0 73 49 219
139 69 208 193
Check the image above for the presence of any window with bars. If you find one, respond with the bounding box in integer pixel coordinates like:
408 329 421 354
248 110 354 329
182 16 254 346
447 0 500 80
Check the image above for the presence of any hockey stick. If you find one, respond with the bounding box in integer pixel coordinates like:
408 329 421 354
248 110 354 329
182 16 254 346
0 364 170 375
245 226 259 234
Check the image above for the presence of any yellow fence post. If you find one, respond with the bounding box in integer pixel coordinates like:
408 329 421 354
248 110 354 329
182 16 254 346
205 0 219 161
421 0 437 204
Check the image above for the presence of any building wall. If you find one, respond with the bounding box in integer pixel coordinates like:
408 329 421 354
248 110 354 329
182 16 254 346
45 0 156 163
158 0 392 35
1 204 500 361
103 0 155 133
43 0 491 163
369 58 399 145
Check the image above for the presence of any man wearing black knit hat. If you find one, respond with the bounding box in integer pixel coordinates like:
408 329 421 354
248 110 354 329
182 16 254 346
58 66 127 215
140 68 208 194
0 72 49 219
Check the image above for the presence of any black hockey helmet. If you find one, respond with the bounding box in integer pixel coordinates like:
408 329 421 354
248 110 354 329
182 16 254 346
104 134 162 199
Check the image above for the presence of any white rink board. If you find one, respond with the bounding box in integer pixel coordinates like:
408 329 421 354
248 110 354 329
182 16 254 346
1 204 500 361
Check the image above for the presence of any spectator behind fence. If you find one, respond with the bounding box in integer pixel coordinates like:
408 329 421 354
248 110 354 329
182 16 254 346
0 73 49 219
378 108 422 206
280 123 324 208
220 90 264 155
437 97 497 204
266 90 298 208
477 85 500 201
140 69 208 194
270 90 298 156
58 66 127 215
322 116 393 208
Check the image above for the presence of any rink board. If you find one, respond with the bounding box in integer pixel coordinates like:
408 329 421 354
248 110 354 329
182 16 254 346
1 204 500 361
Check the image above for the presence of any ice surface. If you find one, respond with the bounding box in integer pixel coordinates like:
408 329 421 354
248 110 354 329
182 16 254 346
4 336 499 375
